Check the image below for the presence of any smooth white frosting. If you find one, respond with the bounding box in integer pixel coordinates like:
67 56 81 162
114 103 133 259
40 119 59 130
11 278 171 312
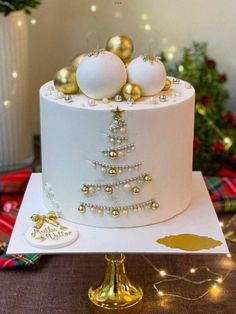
40 78 195 228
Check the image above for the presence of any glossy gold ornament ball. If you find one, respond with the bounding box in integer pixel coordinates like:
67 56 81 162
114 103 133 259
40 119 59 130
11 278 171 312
122 83 142 101
81 185 89 194
54 66 80 94
109 150 118 159
71 53 87 68
144 174 152 182
78 204 86 213
105 185 113 194
151 201 159 209
132 186 140 194
162 78 171 91
108 168 117 176
106 35 134 61
112 208 120 217
124 58 132 68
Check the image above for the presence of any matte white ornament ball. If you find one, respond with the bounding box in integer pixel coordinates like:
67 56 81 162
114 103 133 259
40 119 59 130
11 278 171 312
127 56 166 96
76 51 127 100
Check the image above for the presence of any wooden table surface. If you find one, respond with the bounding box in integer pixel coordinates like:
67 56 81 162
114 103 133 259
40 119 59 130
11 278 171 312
0 142 235 314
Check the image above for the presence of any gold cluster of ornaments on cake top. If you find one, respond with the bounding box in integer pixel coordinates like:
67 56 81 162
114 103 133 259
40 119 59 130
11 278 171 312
53 35 172 104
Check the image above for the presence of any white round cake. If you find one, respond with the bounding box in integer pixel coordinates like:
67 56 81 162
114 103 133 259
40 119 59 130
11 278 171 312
40 77 195 228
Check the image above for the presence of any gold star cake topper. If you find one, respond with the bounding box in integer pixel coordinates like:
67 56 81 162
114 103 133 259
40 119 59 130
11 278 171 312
112 106 124 120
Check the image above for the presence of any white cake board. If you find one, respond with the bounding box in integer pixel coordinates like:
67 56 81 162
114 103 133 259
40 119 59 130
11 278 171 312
7 172 228 255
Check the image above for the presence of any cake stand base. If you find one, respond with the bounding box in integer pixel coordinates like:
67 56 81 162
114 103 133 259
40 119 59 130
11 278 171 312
88 254 143 312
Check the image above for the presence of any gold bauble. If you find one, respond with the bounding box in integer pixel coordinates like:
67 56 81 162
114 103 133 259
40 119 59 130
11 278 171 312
109 150 118 160
112 208 120 217
105 185 113 194
144 174 152 182
132 186 140 194
162 78 171 91
122 83 142 101
71 53 87 68
108 168 117 176
78 204 86 213
54 66 80 94
124 58 132 68
81 185 89 194
106 35 134 61
151 201 159 209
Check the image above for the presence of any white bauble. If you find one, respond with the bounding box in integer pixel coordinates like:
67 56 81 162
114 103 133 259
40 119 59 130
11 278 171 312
76 51 127 99
127 56 166 96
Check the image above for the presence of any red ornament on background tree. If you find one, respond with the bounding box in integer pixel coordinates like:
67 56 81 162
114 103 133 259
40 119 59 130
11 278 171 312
218 73 227 83
229 153 236 164
211 141 225 154
201 95 212 106
223 112 236 127
205 58 216 68
193 137 201 152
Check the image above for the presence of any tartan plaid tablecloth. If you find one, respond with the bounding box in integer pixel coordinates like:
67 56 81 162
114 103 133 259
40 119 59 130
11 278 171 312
0 169 40 269
204 176 236 213
0 169 235 269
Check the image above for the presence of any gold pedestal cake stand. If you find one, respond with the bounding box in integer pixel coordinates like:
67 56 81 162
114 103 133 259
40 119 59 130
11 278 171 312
88 254 143 313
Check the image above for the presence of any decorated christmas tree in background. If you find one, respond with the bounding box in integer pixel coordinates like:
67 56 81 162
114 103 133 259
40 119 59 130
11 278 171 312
167 42 236 175
78 106 159 217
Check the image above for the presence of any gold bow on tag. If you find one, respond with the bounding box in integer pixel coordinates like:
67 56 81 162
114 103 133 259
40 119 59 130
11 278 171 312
31 211 59 229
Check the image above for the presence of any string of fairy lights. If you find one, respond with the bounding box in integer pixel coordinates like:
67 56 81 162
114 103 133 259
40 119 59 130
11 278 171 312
142 255 232 301
142 212 235 301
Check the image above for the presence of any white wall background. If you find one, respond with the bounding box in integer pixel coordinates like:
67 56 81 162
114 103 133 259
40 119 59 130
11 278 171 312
27 0 236 134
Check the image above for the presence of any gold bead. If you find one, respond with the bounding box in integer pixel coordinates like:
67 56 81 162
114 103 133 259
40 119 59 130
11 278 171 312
108 167 117 176
78 204 86 213
132 186 140 194
106 35 134 61
109 150 118 159
53 66 80 94
162 78 171 91
81 185 89 194
122 83 142 101
144 174 152 182
112 208 120 217
151 201 159 209
71 53 87 68
105 185 113 194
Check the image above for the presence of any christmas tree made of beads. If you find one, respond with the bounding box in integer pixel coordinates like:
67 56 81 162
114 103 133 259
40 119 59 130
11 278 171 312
78 106 159 217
